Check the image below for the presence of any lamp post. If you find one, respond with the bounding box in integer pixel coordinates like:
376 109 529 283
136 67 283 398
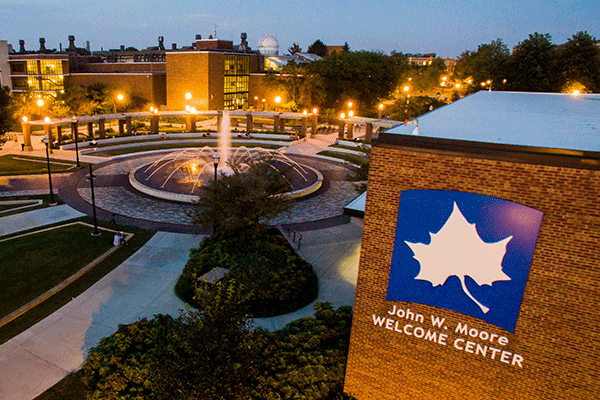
378 103 384 119
42 135 57 205
212 154 220 234
274 96 282 111
185 92 192 111
72 116 80 167
87 164 101 236
114 93 124 113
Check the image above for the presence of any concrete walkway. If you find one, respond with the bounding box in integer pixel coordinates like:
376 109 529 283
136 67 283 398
0 204 85 236
0 207 362 400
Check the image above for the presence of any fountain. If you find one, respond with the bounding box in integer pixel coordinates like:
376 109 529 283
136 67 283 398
129 111 323 203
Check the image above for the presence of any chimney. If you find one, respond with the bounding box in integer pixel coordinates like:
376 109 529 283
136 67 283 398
86 41 90 51
39 38 46 52
171 43 177 50
120 45 125 51
158 36 165 50
19 40 26 53
68 35 76 51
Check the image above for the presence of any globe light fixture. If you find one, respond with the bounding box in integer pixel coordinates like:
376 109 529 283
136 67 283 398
274 96 282 104
185 92 192 100
348 110 354 117
572 89 580 96
403 85 410 92
312 107 318 114
37 99 44 107
22 116 28 122
347 101 353 108
340 112 346 119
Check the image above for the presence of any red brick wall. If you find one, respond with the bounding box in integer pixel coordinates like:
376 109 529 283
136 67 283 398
344 145 600 399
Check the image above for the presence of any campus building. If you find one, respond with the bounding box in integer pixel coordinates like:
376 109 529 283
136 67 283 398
0 33 266 111
344 91 599 399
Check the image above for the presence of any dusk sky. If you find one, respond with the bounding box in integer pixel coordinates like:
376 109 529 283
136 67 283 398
1 0 598 58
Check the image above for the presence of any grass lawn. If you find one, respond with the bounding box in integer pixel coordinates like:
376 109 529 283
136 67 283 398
34 370 87 400
0 223 116 320
104 142 284 156
0 154 86 176
0 217 155 345
317 150 369 165
0 194 62 217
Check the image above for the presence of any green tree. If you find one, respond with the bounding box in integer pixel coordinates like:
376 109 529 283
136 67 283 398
190 157 292 232
308 51 400 113
506 32 557 92
558 31 600 93
151 280 256 400
308 39 328 57
0 86 15 136
288 42 302 54
454 38 510 92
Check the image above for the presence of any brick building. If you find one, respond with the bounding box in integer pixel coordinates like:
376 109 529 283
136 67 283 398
344 91 600 398
0 33 263 111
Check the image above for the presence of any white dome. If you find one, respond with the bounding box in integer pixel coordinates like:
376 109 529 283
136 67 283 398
258 34 279 56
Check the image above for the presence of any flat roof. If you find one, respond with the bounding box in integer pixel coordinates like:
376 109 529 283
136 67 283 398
385 91 600 153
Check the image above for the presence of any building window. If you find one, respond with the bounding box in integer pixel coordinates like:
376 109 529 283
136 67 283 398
223 54 249 110
26 61 39 75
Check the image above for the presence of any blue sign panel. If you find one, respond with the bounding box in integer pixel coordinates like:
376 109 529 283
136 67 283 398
386 190 543 332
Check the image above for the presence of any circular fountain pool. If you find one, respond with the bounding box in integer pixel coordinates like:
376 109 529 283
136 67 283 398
129 147 323 203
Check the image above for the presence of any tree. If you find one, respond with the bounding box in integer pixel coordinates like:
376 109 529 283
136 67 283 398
0 86 15 136
558 31 600 93
288 42 302 54
307 51 400 112
342 42 350 52
308 39 328 57
506 33 557 92
151 280 256 400
454 38 510 92
190 156 292 232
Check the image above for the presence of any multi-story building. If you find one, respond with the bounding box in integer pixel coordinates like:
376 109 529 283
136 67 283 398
0 33 263 111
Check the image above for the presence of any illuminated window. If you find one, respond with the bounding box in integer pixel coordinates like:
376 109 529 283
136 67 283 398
223 54 249 110
26 61 39 75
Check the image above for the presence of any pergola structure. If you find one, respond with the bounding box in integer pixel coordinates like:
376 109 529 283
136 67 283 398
20 110 401 151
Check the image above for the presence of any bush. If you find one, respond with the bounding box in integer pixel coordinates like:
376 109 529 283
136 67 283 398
175 227 318 317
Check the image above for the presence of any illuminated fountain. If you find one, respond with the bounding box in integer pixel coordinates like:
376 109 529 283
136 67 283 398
129 111 323 203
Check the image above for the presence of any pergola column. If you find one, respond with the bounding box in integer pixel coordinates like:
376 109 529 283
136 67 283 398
365 123 373 143
98 119 106 138
246 112 253 133
87 122 94 138
71 121 78 140
273 115 280 133
338 120 345 139
125 116 132 135
311 114 318 137
55 126 62 145
279 118 285 132
21 122 33 151
118 119 125 136
346 123 354 140
185 114 197 132
151 115 159 134
301 116 308 137
216 112 222 131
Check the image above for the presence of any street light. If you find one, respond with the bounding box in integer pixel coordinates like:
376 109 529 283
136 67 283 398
340 112 346 119
114 93 124 113
348 110 354 117
212 154 220 234
347 101 353 108
42 135 56 205
378 103 384 119
37 99 44 107
87 164 101 236
312 107 318 114
72 116 80 167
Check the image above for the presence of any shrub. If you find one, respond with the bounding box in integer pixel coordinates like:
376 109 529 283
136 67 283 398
175 227 318 317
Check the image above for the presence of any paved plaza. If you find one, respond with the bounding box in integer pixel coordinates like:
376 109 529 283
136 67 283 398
0 133 365 399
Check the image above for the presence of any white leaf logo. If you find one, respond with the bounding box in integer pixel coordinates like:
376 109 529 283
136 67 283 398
405 202 513 313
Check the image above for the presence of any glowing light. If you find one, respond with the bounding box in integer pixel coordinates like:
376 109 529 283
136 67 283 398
572 90 580 96
44 117 50 123
403 85 410 92
117 93 124 101
185 105 191 112
486 80 492 84
467 79 472 84
347 101 353 108
274 96 282 104
312 107 318 114
37 99 44 107
190 107 197 113
340 113 346 119
455 83 461 89
150 106 154 112
303 110 308 115
348 110 354 117
22 116 28 122
185 92 192 100
442 76 448 81
481 82 486 87
379 104 384 109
